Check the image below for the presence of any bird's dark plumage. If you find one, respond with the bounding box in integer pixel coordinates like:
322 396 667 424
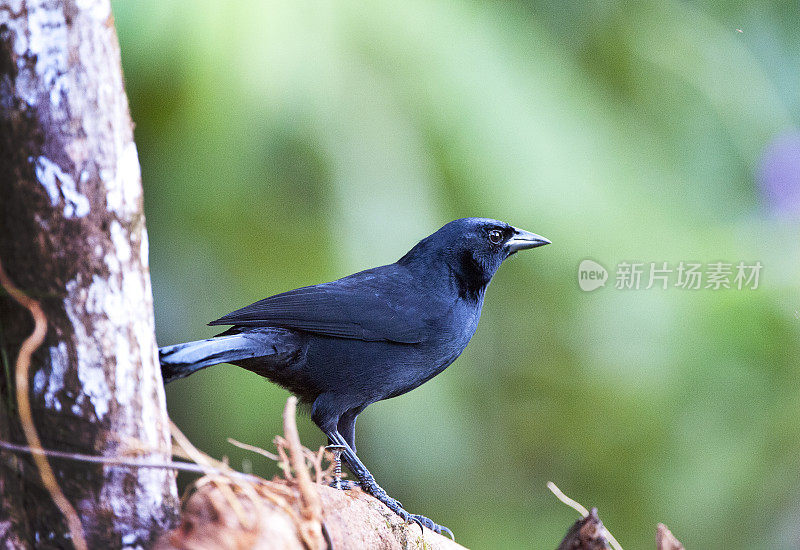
159 217 550 536
208 268 431 343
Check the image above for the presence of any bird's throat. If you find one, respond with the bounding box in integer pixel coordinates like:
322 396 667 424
451 251 490 302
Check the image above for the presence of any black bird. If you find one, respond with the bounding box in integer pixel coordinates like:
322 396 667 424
159 217 549 537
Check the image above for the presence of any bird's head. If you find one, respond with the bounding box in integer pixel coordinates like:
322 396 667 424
399 217 550 298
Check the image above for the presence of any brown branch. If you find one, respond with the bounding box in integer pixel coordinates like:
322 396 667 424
0 259 88 550
155 397 468 550
156 480 469 550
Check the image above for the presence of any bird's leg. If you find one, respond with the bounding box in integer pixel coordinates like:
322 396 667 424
329 408 363 489
325 431 454 540
337 408 361 454
324 444 346 490
325 441 361 490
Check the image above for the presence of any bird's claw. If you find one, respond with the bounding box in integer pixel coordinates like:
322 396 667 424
440 525 455 540
406 514 425 536
406 513 454 540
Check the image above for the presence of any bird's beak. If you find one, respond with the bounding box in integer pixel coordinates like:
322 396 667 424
506 227 551 253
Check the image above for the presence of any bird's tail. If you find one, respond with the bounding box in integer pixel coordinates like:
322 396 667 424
159 334 266 383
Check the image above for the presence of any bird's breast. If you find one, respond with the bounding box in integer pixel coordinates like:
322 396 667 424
424 298 483 364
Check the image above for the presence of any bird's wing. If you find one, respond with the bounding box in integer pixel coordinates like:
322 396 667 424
207 266 432 344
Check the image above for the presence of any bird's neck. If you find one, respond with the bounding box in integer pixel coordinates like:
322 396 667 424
447 251 490 303
398 246 489 304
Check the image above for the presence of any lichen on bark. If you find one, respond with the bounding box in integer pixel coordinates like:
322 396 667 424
0 0 178 547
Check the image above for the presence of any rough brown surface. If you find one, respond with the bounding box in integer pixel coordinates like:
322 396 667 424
656 523 685 550
556 508 609 550
0 0 178 547
155 480 467 550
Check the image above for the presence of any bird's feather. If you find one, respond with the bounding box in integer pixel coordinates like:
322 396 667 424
208 265 435 344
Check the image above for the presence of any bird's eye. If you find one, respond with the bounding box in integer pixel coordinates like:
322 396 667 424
488 229 503 244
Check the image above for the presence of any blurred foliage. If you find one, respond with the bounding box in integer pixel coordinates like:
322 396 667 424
112 1 800 548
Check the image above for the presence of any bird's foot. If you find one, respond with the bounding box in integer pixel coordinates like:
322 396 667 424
324 435 453 539
357 476 453 539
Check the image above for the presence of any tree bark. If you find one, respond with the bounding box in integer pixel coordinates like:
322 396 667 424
155 481 468 550
0 0 178 547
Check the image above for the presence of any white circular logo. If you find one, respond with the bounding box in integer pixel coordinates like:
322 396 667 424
578 260 608 291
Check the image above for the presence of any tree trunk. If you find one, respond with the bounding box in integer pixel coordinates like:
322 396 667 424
0 0 178 547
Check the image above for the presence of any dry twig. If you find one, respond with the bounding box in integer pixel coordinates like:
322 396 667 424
282 396 325 549
227 437 279 461
0 259 88 550
170 421 263 530
548 481 624 550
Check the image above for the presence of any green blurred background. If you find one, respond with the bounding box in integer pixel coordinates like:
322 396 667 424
112 1 800 548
